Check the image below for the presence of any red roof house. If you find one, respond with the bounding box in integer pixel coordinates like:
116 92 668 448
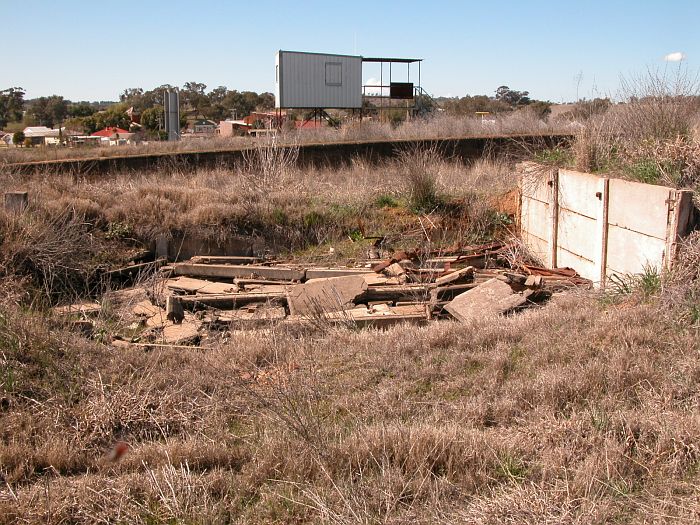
91 127 130 138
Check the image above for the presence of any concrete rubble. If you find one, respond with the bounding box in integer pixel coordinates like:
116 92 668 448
52 242 592 349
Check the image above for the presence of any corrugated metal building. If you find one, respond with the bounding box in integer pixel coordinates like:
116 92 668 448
275 50 362 109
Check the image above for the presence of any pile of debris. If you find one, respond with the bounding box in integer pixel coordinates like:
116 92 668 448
53 243 591 348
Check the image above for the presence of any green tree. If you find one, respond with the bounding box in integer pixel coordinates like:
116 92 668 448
0 87 25 128
182 82 209 116
12 131 25 146
28 95 68 128
140 106 163 131
79 104 131 134
495 86 531 107
67 103 95 118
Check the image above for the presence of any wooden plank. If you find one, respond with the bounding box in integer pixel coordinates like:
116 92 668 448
106 258 166 278
188 255 263 265
548 168 559 268
172 263 306 281
434 266 474 286
594 177 609 287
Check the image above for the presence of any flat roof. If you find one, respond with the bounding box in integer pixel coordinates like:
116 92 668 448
278 50 361 59
362 57 422 63
277 50 422 63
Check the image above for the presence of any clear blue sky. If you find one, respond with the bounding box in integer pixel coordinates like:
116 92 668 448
2 0 698 103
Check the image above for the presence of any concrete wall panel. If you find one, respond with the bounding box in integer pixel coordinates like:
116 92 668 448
606 225 667 276
522 232 549 263
519 165 694 287
557 248 597 282
558 169 602 219
521 196 550 241
608 178 671 239
557 208 598 261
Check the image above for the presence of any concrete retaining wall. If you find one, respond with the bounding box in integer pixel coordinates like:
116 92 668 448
520 162 695 285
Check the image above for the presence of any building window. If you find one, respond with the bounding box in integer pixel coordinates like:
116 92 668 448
325 62 342 86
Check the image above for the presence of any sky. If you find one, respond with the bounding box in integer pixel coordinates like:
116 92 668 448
2 0 699 103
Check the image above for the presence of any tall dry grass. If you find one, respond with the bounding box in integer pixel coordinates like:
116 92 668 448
2 267 700 523
0 151 519 257
572 67 700 187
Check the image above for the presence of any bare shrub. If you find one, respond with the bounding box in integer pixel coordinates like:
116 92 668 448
0 208 103 302
573 67 700 186
395 144 445 212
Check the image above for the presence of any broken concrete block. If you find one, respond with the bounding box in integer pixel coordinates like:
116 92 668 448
287 275 367 316
384 263 406 278
435 266 474 286
444 278 531 323
132 300 161 317
4 191 28 213
53 301 102 317
162 321 200 345
166 296 185 324
524 275 542 287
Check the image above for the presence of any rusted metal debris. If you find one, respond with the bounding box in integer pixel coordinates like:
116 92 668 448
52 242 591 348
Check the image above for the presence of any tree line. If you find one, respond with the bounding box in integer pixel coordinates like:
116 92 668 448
438 86 553 119
0 83 276 136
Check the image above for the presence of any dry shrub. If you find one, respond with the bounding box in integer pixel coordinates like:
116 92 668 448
573 67 700 186
661 231 700 324
239 135 301 215
395 144 445 212
0 208 103 301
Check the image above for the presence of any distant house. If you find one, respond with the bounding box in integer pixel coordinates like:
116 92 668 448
23 126 65 145
0 131 10 146
218 119 252 137
192 119 217 134
91 127 134 146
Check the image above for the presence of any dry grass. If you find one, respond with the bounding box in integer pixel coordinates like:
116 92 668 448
0 152 518 256
2 269 700 523
572 68 700 188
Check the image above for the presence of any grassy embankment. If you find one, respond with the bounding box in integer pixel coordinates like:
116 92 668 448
0 111 569 165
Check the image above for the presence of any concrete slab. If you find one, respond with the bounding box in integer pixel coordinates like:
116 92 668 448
444 278 530 323
287 275 367 316
166 277 237 295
